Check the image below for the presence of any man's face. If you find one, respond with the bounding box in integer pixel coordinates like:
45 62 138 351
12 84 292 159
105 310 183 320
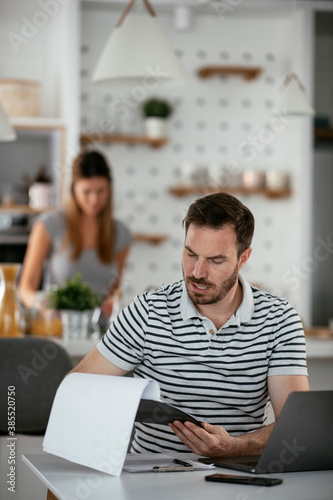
182 224 250 306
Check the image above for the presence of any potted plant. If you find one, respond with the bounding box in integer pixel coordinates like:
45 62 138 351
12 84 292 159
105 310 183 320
142 98 173 138
48 274 101 340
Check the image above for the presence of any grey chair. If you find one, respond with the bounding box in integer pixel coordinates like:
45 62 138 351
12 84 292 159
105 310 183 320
0 337 73 435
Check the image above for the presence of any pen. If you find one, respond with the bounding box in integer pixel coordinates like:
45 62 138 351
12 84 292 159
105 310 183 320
153 465 194 472
173 458 192 467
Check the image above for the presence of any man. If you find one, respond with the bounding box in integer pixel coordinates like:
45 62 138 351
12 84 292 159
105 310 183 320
72 193 309 457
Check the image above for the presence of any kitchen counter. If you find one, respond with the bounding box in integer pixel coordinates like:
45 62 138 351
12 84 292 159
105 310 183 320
31 330 333 361
57 336 100 357
305 337 333 358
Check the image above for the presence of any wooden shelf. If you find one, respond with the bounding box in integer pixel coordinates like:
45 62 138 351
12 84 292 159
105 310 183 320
314 129 333 141
0 204 55 214
197 66 262 80
10 117 66 130
305 327 333 339
169 185 292 199
134 233 169 245
80 133 168 149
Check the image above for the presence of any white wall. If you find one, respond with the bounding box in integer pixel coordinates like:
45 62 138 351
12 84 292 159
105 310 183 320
80 3 314 321
0 1 316 324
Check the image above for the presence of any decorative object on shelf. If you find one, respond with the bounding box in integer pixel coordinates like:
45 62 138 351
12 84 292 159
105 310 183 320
171 162 292 199
265 171 290 191
142 98 173 138
241 170 266 189
179 161 196 186
80 132 167 148
276 73 314 116
274 1 314 117
173 6 192 31
92 0 184 87
0 263 21 337
0 101 16 142
47 274 101 341
169 185 292 199
0 78 40 117
197 66 261 80
0 184 18 206
28 165 53 210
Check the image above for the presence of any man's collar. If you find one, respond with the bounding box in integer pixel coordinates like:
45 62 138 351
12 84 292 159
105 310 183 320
180 275 254 326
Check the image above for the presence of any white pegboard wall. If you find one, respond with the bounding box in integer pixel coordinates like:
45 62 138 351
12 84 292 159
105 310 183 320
80 5 312 316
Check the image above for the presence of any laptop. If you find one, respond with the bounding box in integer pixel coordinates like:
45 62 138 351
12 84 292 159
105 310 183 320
199 391 333 474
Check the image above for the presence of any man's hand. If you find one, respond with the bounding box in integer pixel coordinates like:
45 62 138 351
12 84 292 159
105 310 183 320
169 376 309 457
169 420 276 457
169 420 236 457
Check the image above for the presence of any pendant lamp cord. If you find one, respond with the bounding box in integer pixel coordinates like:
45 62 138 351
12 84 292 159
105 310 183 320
117 0 156 27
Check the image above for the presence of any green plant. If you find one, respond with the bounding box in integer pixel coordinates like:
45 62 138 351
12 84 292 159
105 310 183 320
48 274 101 311
143 98 173 119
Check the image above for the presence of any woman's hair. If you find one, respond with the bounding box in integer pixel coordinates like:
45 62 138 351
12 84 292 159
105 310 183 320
182 192 255 257
65 150 115 264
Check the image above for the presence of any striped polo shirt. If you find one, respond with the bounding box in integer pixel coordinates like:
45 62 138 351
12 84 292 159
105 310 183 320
97 276 308 453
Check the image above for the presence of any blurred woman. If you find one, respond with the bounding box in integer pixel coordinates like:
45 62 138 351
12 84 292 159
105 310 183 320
18 150 132 316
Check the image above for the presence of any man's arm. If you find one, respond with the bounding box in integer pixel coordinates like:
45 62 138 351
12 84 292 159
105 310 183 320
69 346 128 377
169 374 309 457
267 374 309 419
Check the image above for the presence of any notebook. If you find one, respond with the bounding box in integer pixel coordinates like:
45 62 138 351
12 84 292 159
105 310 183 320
199 391 333 474
136 399 202 426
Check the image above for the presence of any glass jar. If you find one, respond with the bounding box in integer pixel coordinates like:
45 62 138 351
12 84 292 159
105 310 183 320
0 263 21 336
30 290 62 337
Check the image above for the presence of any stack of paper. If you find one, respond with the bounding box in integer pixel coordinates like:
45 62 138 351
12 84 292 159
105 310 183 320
43 373 160 476
43 373 206 477
123 454 215 473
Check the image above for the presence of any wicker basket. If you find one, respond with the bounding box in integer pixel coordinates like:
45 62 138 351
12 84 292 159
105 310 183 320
0 78 40 117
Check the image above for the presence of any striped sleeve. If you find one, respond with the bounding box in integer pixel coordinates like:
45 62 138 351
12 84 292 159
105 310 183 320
97 294 149 371
268 301 308 376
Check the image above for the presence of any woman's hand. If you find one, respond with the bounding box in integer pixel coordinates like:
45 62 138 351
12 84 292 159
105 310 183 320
101 295 114 317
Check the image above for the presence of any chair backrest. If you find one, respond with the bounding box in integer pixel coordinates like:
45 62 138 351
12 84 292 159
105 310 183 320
0 337 73 434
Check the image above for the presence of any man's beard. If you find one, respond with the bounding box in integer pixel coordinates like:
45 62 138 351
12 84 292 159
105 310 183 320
183 262 239 306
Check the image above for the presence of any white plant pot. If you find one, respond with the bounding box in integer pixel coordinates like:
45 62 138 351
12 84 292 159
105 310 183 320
61 310 92 341
144 117 166 139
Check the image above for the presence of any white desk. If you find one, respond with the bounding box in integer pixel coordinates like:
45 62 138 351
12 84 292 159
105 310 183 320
22 453 333 500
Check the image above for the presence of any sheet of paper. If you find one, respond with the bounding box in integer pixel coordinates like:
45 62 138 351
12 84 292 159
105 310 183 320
43 373 160 477
123 453 173 472
123 453 216 472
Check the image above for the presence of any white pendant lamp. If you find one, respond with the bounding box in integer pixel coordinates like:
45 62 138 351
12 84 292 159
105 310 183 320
276 73 314 116
0 101 16 141
92 0 185 87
